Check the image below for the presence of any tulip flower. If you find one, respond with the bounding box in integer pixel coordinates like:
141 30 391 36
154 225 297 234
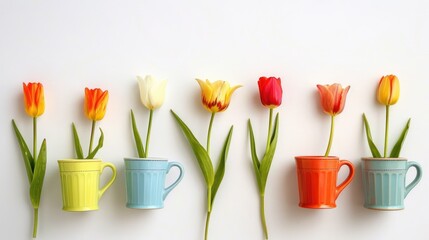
317 83 350 156
23 82 45 117
196 79 241 113
317 84 350 116
249 76 282 240
258 76 282 108
364 75 409 158
84 88 109 121
131 75 167 158
171 78 240 240
73 87 108 159
137 75 167 110
377 75 400 106
13 82 47 238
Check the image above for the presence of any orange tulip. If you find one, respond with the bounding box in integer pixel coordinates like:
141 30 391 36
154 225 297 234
377 75 400 106
84 88 109 121
23 82 45 117
317 83 350 116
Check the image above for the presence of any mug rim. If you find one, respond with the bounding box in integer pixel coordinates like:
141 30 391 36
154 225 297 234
124 157 168 161
58 159 101 163
295 156 339 160
362 157 407 161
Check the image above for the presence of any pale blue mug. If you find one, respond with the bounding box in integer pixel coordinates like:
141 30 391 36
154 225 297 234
124 158 184 209
361 157 422 210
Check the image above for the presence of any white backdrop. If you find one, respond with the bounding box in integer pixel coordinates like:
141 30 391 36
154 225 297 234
1 0 428 239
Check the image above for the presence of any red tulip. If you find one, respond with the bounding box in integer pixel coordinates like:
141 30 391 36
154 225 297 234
317 83 350 116
258 77 283 108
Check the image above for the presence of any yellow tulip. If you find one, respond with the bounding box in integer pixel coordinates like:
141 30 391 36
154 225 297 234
377 75 400 106
196 79 241 113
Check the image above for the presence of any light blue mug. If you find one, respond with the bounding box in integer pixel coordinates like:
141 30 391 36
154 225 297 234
361 157 422 210
124 157 184 209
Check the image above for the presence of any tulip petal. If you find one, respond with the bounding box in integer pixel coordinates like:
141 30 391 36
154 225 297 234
389 76 400 105
317 84 335 115
138 75 152 109
335 85 350 115
377 77 391 105
148 79 167 110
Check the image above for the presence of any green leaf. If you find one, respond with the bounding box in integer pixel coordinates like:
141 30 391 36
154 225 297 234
211 126 233 204
248 119 262 191
12 120 34 183
171 110 214 187
72 123 84 159
30 139 47 208
363 114 382 158
87 128 104 159
390 118 411 158
260 113 279 191
131 110 145 158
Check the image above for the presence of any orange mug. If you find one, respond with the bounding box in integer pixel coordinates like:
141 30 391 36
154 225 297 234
295 156 355 209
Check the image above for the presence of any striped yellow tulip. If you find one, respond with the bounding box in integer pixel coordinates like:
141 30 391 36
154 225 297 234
196 79 241 113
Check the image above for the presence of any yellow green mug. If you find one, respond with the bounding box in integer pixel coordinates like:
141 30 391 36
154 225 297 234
58 159 117 211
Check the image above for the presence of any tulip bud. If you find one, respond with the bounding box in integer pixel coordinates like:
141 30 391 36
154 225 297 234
258 76 283 109
137 75 167 110
23 82 45 117
84 88 109 121
377 75 400 106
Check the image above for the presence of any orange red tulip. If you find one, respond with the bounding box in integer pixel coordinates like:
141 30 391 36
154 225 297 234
84 88 109 121
23 82 45 117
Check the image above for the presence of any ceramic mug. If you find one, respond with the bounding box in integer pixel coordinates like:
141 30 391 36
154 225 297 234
295 156 355 209
58 159 117 211
124 157 184 209
361 157 422 210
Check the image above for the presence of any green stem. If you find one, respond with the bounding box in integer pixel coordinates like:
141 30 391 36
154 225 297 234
204 210 212 240
324 115 335 157
265 109 273 154
88 120 96 156
206 112 216 154
260 194 268 240
384 105 390 158
144 109 154 158
33 117 37 160
33 208 38 238
207 187 212 214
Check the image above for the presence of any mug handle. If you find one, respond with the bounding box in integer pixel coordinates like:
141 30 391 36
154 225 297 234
98 162 117 199
335 160 355 199
163 162 184 200
405 161 422 198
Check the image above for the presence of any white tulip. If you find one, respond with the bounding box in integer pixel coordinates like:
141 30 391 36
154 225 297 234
137 75 167 110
